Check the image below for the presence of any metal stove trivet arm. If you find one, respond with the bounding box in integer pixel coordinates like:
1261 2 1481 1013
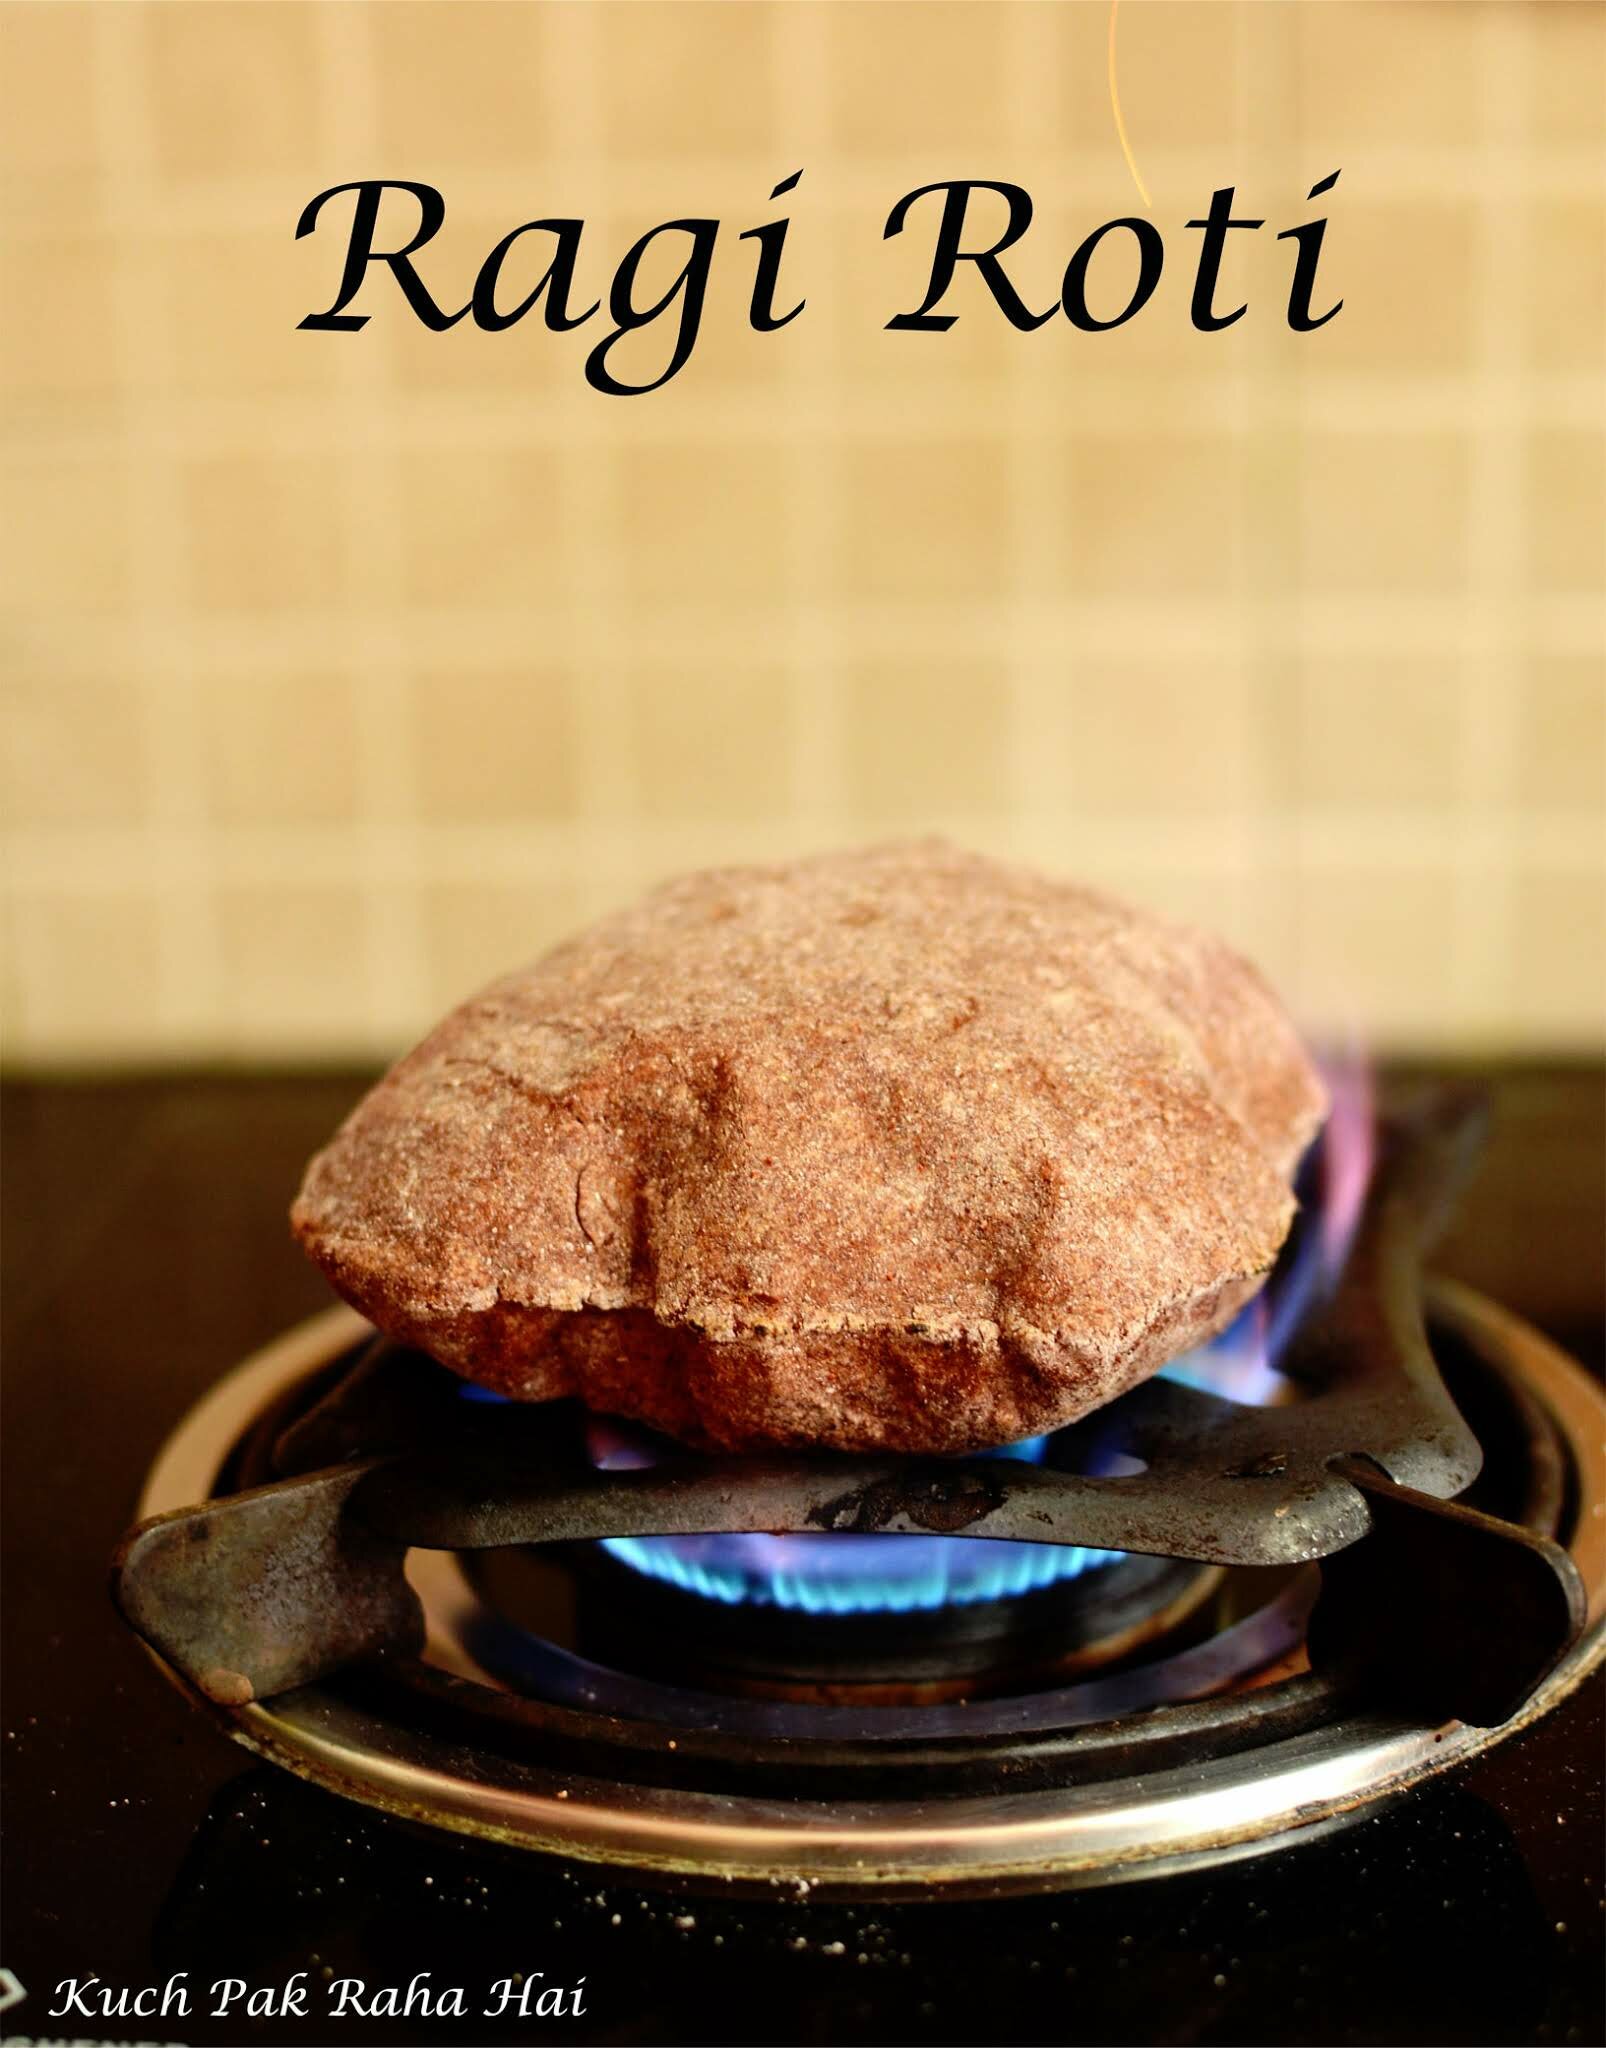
111 1093 1585 1725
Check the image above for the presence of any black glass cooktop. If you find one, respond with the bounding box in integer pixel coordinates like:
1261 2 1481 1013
3 1071 1601 2048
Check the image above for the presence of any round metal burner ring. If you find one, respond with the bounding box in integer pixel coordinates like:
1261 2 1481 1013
134 1282 1606 1897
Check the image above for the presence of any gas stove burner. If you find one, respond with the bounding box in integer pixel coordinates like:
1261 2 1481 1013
559 1412 1212 1701
112 1096 1606 1894
489 1539 1222 1706
117 1281 1604 1895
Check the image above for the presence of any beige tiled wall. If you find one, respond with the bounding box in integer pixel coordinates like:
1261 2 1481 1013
2 0 1603 1064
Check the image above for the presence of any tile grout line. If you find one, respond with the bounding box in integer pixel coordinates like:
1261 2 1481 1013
1455 6 1529 1040
314 1 427 1049
89 3 221 1051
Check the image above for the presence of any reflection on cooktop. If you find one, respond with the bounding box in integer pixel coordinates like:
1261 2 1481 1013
148 1753 1580 2048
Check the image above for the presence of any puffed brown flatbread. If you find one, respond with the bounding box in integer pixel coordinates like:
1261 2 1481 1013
292 842 1327 1452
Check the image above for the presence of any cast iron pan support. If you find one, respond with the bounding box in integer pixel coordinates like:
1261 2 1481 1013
112 1094 1585 1727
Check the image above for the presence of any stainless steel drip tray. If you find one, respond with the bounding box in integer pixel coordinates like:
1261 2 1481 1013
231 1679 1508 1895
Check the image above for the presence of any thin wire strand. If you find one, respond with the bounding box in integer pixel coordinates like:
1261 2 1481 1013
1109 0 1153 210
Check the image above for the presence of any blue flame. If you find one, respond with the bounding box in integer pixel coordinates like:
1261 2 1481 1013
597 1432 1124 1612
599 1527 1115 1613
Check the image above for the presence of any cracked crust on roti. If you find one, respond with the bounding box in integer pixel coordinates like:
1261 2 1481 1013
292 841 1328 1452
